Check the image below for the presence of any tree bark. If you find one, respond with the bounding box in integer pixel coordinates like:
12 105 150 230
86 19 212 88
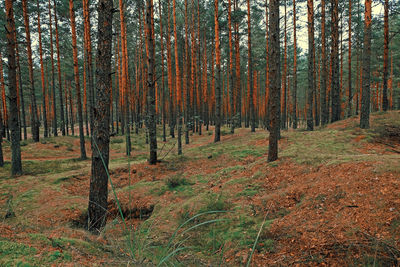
292 0 297 129
360 0 372 129
53 0 66 136
22 0 40 142
267 0 280 162
321 0 328 125
88 0 113 233
146 0 157 164
48 0 57 136
382 0 389 111
247 0 255 132
38 0 48 138
306 0 314 131
214 0 222 142
70 0 87 159
331 0 340 122
5 0 22 175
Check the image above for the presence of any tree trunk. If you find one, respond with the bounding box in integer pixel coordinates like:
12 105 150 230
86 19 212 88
146 0 157 164
306 0 314 131
70 0 87 159
173 0 183 153
158 0 167 142
360 0 372 129
331 0 340 122
5 0 22 175
247 0 255 132
88 0 113 233
347 0 352 117
382 0 389 111
292 0 297 129
83 0 95 135
214 0 222 142
53 0 66 136
268 0 280 162
48 0 57 136
22 0 40 142
38 0 48 138
282 0 288 130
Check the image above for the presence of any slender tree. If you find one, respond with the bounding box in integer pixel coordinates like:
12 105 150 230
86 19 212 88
146 0 157 164
268 0 280 162
347 0 352 117
83 0 95 135
331 0 340 122
5 0 22 175
88 0 113 233
214 0 222 142
382 0 389 111
173 0 183 152
22 0 40 142
306 0 314 131
48 0 57 136
37 0 48 138
158 0 167 142
53 0 66 136
292 0 297 129
247 0 255 132
70 0 87 159
360 0 372 129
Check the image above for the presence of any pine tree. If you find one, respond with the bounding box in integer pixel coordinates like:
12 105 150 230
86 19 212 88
70 0 87 159
360 0 372 129
5 0 22 175
88 0 114 233
268 0 280 162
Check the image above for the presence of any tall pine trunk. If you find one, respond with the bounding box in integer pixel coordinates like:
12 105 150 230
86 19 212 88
48 0 57 136
306 0 314 131
292 0 297 129
382 0 389 111
70 0 87 159
88 0 113 233
53 0 66 136
268 0 280 162
331 0 340 122
6 0 22 175
37 0 48 138
247 0 255 132
360 0 372 129
214 0 222 142
146 0 157 164
22 0 40 142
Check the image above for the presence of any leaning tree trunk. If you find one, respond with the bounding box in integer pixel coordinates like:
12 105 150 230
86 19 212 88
360 0 372 129
268 0 280 162
22 0 40 142
5 0 22 175
88 0 113 233
70 0 87 159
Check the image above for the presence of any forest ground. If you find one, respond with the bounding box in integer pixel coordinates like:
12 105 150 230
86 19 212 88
1 111 400 266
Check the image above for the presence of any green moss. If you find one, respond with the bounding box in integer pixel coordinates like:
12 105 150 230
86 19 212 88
0 240 37 266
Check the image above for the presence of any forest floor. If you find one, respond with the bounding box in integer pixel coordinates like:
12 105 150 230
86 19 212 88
1 111 400 266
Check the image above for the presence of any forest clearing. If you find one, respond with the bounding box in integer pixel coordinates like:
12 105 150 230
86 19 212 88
1 0 400 265
1 111 400 266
